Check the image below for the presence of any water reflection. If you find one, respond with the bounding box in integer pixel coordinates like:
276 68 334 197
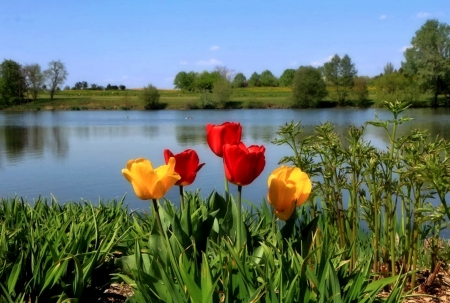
175 125 207 146
1 125 69 161
1 109 450 209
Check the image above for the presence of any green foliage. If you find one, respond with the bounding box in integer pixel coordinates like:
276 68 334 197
22 63 45 101
141 84 162 109
374 72 418 105
232 72 247 88
353 76 370 107
0 197 130 302
279 68 296 87
248 72 261 87
259 70 279 87
173 71 197 92
212 77 232 107
323 54 357 106
402 19 450 106
292 66 327 108
0 59 26 108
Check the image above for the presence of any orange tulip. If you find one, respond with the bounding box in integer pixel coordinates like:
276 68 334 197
163 149 205 186
206 122 242 157
223 142 265 186
267 166 312 221
122 157 180 200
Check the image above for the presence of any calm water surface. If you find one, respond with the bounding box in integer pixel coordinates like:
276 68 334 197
1 108 450 210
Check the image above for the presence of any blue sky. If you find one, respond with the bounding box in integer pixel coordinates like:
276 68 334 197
2 1 449 89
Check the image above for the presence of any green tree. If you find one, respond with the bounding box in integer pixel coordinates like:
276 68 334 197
232 73 247 88
279 69 296 86
194 71 219 92
141 84 161 109
212 77 232 107
353 76 370 107
374 71 417 104
323 54 357 105
383 62 395 75
260 70 278 87
173 71 196 91
248 72 261 87
43 60 68 100
22 63 44 101
0 59 26 108
402 19 450 107
292 66 327 108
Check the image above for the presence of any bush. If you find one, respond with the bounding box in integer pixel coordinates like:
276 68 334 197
141 84 161 109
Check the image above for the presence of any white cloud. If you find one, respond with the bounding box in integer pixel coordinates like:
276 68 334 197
210 45 220 51
179 61 189 65
417 12 432 18
196 58 223 66
399 45 411 52
311 55 333 67
380 14 387 19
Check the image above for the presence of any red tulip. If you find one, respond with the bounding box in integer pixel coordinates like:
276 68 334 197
164 149 205 186
206 122 242 157
223 142 265 186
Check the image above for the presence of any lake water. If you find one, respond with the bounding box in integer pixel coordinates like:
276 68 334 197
1 108 450 210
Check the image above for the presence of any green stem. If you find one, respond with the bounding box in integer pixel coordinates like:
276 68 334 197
237 185 242 249
179 185 184 211
224 168 229 199
151 199 182 283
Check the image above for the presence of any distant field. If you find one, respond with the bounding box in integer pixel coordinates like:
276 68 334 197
4 86 439 111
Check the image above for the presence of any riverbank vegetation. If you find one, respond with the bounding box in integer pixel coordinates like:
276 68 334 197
1 101 450 302
2 19 450 111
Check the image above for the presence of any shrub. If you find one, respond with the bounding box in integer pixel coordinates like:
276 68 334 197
141 84 161 110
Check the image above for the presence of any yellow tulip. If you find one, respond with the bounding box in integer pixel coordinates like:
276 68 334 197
122 157 181 200
267 166 312 221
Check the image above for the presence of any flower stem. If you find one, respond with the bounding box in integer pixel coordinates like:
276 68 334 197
151 199 182 283
179 185 184 211
237 185 242 249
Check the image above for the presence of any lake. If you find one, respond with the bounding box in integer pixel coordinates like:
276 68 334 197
1 108 450 210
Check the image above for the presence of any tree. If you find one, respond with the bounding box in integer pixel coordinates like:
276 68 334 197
292 66 327 108
0 59 26 108
353 77 370 107
323 54 357 105
173 71 196 91
119 85 126 90
22 63 44 101
248 72 261 87
141 84 161 109
383 62 395 75
402 19 450 107
232 73 247 88
279 69 296 87
43 60 68 100
374 71 417 103
194 71 219 92
214 66 234 82
260 70 278 87
212 76 232 107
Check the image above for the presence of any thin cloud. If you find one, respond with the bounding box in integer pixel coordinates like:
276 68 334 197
210 45 220 51
380 14 387 19
196 58 223 66
417 12 432 18
399 45 411 52
311 55 333 67
289 61 298 67
179 61 189 65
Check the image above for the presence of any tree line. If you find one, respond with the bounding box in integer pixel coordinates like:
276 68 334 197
1 19 450 109
173 19 450 108
0 60 68 108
